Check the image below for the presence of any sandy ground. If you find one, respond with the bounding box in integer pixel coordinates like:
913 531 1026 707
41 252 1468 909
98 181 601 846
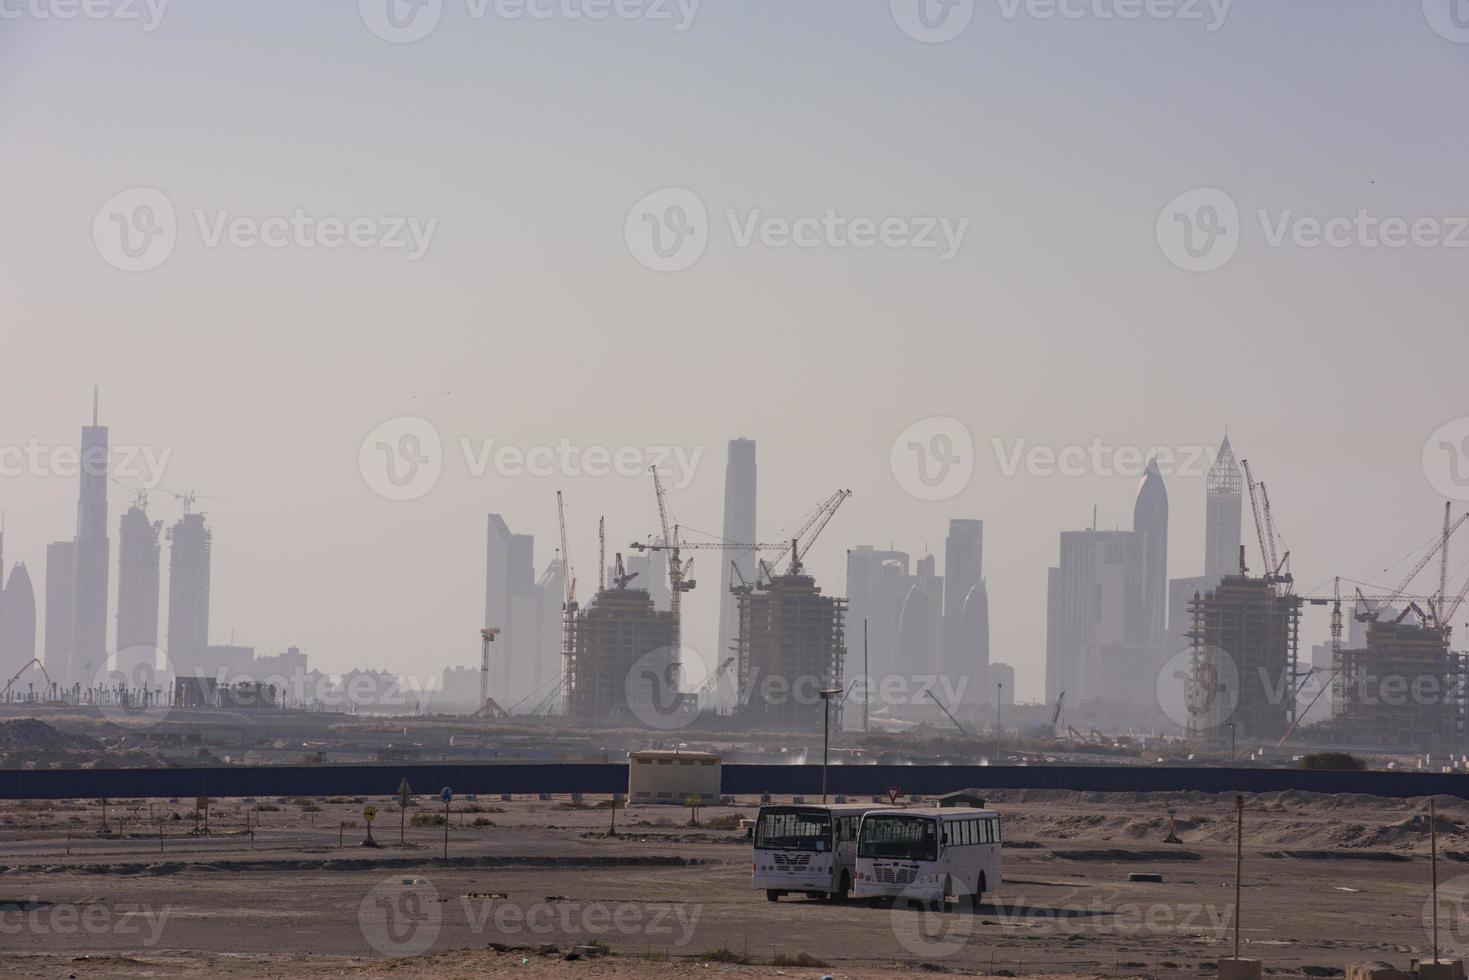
1 789 1466 978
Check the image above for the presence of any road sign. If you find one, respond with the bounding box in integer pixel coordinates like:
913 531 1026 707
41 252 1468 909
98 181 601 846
363 805 377 824
397 778 411 809
885 786 902 804
440 787 453 804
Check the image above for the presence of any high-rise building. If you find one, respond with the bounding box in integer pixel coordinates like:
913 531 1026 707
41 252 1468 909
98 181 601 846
1045 529 1144 704
0 563 37 681
990 662 1015 707
567 583 676 724
116 498 163 675
735 565 846 732
44 540 77 687
955 579 990 702
1187 574 1301 743
941 519 985 691
896 553 943 678
716 439 757 670
1133 458 1169 645
71 389 110 685
484 514 542 706
846 546 910 681
166 512 212 679
1205 435 1243 579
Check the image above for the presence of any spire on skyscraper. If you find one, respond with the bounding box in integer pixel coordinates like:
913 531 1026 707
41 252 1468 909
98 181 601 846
1207 434 1242 494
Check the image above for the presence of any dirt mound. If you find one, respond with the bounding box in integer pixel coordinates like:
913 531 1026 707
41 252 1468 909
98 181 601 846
0 719 100 752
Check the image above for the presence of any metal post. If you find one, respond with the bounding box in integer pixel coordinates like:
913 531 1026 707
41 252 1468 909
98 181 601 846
1234 794 1243 961
443 797 450 861
822 694 830 803
400 801 406 846
863 619 870 733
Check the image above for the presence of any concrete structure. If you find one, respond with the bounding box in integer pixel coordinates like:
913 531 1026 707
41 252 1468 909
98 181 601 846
116 499 162 675
896 553 942 679
567 584 677 724
71 390 111 687
627 749 721 804
0 563 37 680
735 566 846 732
166 513 212 678
1187 575 1301 743
1205 435 1244 579
43 540 77 687
1134 459 1169 645
1332 618 1466 748
716 439 758 674
954 579 990 702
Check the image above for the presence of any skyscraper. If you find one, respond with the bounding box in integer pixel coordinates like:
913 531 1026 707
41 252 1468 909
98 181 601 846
896 553 943 677
484 514 542 705
44 541 77 686
116 497 163 674
71 389 110 685
1133 458 1169 645
1205 434 1243 578
941 519 985 691
1045 529 1143 703
846 545 912 681
0 563 37 682
716 439 757 667
166 512 212 678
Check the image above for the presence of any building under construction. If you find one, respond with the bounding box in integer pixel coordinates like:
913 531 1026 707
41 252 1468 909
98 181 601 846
565 584 676 725
1333 615 1467 749
1187 573 1302 744
735 563 847 733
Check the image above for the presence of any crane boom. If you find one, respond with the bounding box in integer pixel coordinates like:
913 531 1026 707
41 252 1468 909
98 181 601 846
1241 459 1271 581
926 688 969 736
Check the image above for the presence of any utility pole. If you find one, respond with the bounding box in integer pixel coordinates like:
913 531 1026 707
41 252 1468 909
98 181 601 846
820 689 841 803
862 619 870 733
1233 794 1243 962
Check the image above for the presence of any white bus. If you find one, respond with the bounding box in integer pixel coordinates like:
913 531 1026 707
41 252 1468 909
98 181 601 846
854 807 1001 910
752 803 888 902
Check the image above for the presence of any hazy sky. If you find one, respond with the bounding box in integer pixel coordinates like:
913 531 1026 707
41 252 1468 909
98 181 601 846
2 0 1467 702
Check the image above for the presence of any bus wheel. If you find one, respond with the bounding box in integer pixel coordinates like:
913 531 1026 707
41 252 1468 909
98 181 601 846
868 897 885 909
766 890 780 902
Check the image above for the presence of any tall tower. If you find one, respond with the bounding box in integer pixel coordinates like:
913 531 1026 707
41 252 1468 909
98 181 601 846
1133 457 1169 645
716 439 757 666
166 512 212 679
484 514 540 705
72 387 110 685
941 519 984 685
1205 435 1244 578
116 497 163 675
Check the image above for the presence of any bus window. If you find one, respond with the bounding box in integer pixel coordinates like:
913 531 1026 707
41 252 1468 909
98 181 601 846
859 815 938 862
755 808 833 852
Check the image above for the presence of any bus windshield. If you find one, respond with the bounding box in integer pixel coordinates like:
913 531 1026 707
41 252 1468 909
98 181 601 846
755 807 833 851
858 814 938 862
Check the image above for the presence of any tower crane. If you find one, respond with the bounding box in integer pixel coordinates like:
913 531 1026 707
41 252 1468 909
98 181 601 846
1240 459 1291 588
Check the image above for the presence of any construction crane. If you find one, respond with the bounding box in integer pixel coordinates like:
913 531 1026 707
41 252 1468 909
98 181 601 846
598 517 606 594
474 627 506 718
1240 459 1291 588
611 552 639 590
556 491 578 715
695 657 736 699
1049 690 1066 737
2 658 58 703
925 688 970 736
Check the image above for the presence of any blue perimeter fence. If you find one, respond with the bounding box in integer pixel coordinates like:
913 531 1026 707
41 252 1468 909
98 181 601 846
0 763 1465 801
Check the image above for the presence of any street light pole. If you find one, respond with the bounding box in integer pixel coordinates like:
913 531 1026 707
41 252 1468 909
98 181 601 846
819 688 841 803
